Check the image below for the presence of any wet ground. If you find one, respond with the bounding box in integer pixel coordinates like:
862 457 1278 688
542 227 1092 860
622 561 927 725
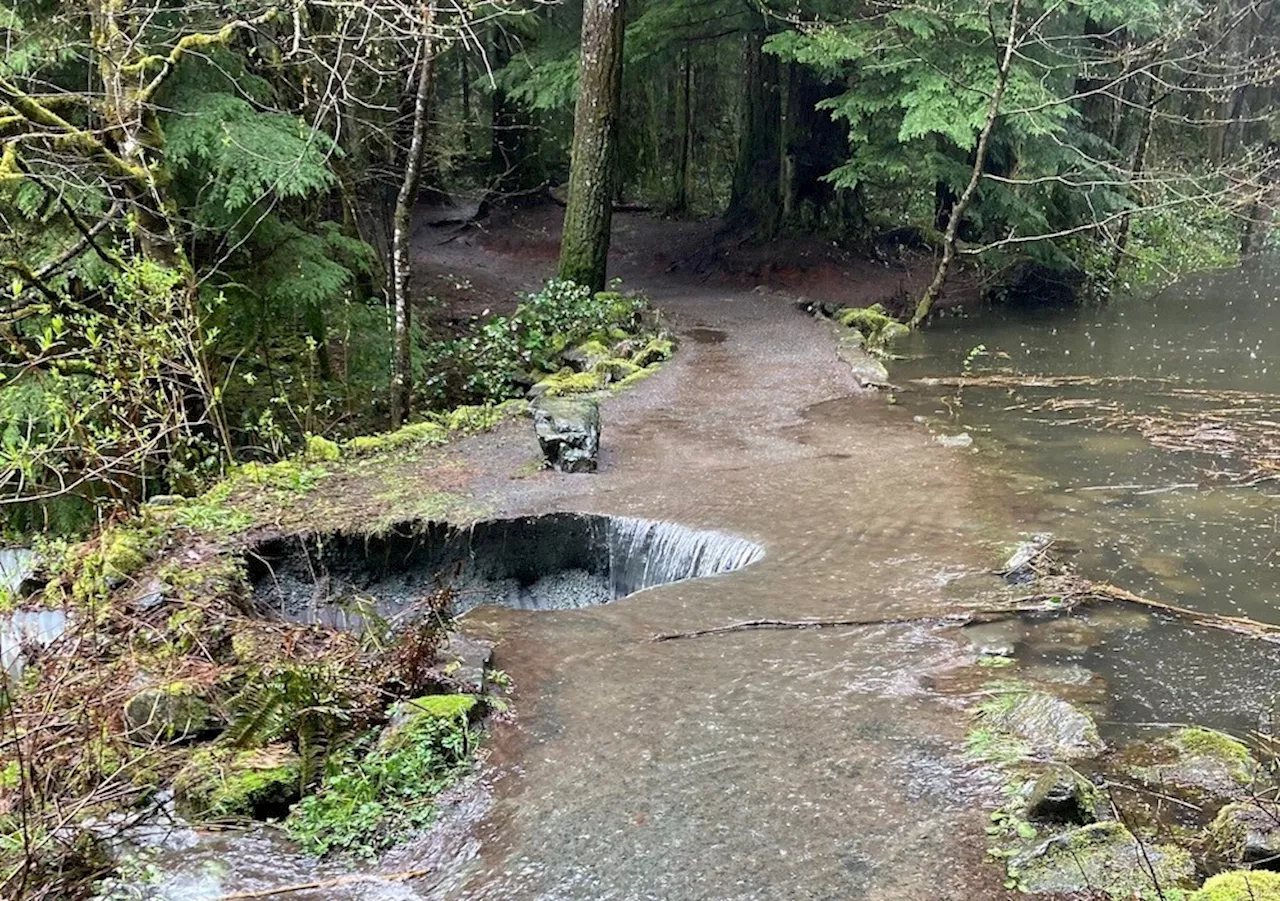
145 214 1027 899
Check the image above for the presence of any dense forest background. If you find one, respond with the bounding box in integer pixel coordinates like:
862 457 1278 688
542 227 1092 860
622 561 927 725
2 0 1279 534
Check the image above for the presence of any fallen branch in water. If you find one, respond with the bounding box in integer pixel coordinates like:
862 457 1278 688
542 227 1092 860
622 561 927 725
211 869 432 901
649 596 1081 642
651 578 1280 645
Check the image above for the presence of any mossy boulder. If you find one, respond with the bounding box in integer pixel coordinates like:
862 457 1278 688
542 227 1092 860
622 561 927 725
345 420 448 456
1206 801 1280 866
1026 763 1098 825
613 363 662 392
1192 870 1280 900
561 340 612 373
532 397 600 472
529 367 606 399
303 434 341 462
1127 727 1260 798
174 744 301 820
836 304 909 349
631 337 674 368
123 681 220 744
592 358 641 384
385 693 478 744
979 690 1104 760
1013 821 1196 896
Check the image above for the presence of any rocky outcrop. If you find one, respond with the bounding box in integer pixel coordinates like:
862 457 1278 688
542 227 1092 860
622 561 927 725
533 398 601 473
1013 821 1195 896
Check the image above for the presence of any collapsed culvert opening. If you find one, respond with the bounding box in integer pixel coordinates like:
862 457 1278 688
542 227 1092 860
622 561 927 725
247 514 764 629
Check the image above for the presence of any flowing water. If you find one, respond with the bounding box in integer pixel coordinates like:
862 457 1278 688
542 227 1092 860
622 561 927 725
134 280 1028 900
895 261 1280 741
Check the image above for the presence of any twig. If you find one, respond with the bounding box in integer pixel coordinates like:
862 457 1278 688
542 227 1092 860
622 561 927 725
210 869 431 900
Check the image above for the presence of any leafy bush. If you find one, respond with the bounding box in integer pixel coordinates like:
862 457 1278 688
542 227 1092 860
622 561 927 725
285 695 477 858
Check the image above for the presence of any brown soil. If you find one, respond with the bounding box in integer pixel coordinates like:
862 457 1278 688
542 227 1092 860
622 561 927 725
412 201 982 324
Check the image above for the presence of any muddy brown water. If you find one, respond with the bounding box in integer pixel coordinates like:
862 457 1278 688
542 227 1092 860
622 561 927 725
142 276 1025 899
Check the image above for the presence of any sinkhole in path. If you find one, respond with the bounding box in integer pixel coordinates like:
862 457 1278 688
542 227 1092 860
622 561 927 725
248 513 764 629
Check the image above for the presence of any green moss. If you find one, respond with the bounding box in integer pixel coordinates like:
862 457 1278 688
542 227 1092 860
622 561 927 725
1013 821 1196 896
432 400 527 434
122 681 216 743
70 524 158 604
533 368 605 397
303 434 341 462
613 363 662 392
570 339 611 359
345 420 449 456
593 358 641 383
395 693 477 722
1174 727 1252 769
835 304 910 351
1192 871 1280 900
174 745 302 820
631 337 674 368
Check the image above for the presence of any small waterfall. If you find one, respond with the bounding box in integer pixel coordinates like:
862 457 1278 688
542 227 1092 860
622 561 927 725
250 514 764 623
606 517 764 598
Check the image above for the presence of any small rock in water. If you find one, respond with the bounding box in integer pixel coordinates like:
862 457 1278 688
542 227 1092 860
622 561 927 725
1206 801 1280 865
1124 726 1262 800
983 690 1104 760
960 620 1025 658
1026 763 1098 825
532 398 600 473
935 432 973 449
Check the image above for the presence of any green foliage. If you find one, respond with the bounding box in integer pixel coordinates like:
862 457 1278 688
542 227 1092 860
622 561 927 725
286 694 478 858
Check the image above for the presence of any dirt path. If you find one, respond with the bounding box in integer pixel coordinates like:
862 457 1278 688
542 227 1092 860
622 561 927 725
405 213 1020 899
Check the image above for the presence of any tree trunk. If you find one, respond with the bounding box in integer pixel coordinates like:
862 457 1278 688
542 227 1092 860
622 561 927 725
910 0 1021 328
557 0 626 292
725 30 782 237
389 3 437 428
672 45 693 213
781 62 860 236
1108 68 1159 278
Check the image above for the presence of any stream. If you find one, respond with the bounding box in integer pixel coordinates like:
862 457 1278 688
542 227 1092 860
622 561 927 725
897 261 1280 742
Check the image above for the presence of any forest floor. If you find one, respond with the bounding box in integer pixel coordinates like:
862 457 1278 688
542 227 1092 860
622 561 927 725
388 203 1025 898
414 201 981 326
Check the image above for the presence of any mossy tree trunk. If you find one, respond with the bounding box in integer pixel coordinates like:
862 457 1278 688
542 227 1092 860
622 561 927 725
557 0 626 292
390 3 438 428
725 30 782 238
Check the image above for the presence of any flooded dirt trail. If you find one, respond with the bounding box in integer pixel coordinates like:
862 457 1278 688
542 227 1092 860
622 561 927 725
420 252 1023 898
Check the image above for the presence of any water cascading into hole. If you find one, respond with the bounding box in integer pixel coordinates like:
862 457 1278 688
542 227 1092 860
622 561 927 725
248 514 764 629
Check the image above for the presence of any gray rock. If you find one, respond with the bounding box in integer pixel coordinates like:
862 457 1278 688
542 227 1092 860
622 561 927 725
836 338 890 388
983 691 1105 760
935 432 974 449
123 683 220 744
1014 821 1195 896
439 631 493 692
561 343 610 373
1207 801 1280 865
532 398 601 473
1026 763 1097 825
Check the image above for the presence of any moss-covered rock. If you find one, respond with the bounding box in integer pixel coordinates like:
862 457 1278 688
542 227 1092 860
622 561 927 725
978 689 1104 760
1013 821 1196 896
592 358 641 384
631 337 674 368
1127 727 1260 798
1192 870 1280 900
561 340 612 372
345 420 449 456
1206 801 1280 865
530 367 606 398
613 363 662 392
836 304 910 349
385 693 478 745
174 744 301 820
303 434 341 462
1026 763 1098 825
123 681 219 743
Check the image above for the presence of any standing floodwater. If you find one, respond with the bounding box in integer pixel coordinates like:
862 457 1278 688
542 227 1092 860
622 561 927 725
896 262 1280 738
